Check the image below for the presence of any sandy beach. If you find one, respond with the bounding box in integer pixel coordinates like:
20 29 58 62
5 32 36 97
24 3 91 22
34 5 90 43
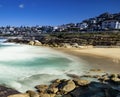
55 47 120 73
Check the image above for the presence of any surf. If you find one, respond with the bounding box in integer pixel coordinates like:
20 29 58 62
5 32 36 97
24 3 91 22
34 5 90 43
0 40 89 92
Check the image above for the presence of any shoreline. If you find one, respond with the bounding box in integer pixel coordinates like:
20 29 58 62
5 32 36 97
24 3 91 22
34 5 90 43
53 47 120 73
1 41 120 97
4 39 120 73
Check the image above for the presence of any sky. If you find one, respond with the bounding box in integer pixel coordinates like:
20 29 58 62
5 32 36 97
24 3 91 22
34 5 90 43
0 0 120 26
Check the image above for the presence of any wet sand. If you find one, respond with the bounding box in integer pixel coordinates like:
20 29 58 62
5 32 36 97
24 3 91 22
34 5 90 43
54 48 120 74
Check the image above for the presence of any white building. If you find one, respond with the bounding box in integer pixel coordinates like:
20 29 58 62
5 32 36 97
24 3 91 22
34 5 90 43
58 25 68 31
89 18 97 24
102 20 120 30
78 22 88 30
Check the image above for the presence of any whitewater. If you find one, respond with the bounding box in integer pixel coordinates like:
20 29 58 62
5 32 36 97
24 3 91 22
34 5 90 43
0 39 89 92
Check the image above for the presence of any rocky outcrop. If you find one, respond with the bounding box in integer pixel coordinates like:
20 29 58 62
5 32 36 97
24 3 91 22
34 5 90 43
0 85 19 97
58 80 76 94
7 73 120 97
98 73 120 84
73 79 90 86
63 82 120 97
35 85 49 93
29 41 34 45
29 40 42 46
27 90 39 97
34 40 42 46
47 87 58 94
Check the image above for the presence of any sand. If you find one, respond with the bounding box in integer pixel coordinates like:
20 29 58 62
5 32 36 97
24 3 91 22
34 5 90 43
75 48 120 62
54 47 120 74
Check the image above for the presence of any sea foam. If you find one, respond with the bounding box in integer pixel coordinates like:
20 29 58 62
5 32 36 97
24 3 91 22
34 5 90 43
0 43 89 92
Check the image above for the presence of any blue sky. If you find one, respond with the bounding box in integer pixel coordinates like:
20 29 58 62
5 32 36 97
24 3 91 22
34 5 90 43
0 0 120 26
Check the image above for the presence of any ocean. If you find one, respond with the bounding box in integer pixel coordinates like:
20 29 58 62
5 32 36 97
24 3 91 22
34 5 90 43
0 39 89 92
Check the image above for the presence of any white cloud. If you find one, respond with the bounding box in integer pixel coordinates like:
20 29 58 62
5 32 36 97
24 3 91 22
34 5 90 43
19 4 24 8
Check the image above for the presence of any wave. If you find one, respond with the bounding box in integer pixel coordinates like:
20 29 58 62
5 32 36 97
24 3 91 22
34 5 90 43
0 43 90 92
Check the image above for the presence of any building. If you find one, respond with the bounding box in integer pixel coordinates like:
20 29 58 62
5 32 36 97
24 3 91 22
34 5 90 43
102 20 120 30
89 18 97 24
78 22 88 30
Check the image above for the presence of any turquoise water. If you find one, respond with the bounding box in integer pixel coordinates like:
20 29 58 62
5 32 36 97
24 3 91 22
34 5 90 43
0 39 89 92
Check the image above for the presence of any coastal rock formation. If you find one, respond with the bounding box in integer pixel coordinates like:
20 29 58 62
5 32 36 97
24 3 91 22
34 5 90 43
27 90 39 97
7 73 120 97
35 85 49 93
29 41 34 45
47 87 58 94
63 82 120 97
58 80 76 94
98 73 120 84
0 85 19 97
29 40 42 46
34 40 42 46
73 79 90 86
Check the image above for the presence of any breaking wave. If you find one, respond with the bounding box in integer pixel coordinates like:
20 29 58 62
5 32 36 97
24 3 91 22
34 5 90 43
0 41 89 92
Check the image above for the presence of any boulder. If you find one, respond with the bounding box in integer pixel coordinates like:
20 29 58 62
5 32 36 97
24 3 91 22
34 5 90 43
0 85 20 97
98 76 109 82
73 79 90 86
35 85 48 93
52 79 61 84
63 82 120 97
8 93 29 97
47 87 58 94
49 83 60 89
66 74 80 79
39 93 55 97
111 77 120 84
26 90 39 97
110 74 118 78
58 80 76 94
29 41 34 45
34 40 42 46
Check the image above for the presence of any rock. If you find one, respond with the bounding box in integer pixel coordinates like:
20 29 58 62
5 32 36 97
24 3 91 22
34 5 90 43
52 79 61 84
34 40 42 46
8 93 29 97
26 90 39 97
49 83 60 89
29 41 34 45
52 43 58 47
0 85 20 97
98 76 109 82
35 85 48 93
73 79 90 86
66 74 80 79
50 94 56 97
39 93 51 97
50 79 62 89
47 87 58 94
111 77 120 84
54 95 62 97
60 43 72 48
81 75 93 78
63 82 120 97
28 40 42 46
58 80 76 94
110 74 118 78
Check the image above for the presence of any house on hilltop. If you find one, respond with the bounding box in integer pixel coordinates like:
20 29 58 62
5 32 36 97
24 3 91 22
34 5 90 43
102 20 120 30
